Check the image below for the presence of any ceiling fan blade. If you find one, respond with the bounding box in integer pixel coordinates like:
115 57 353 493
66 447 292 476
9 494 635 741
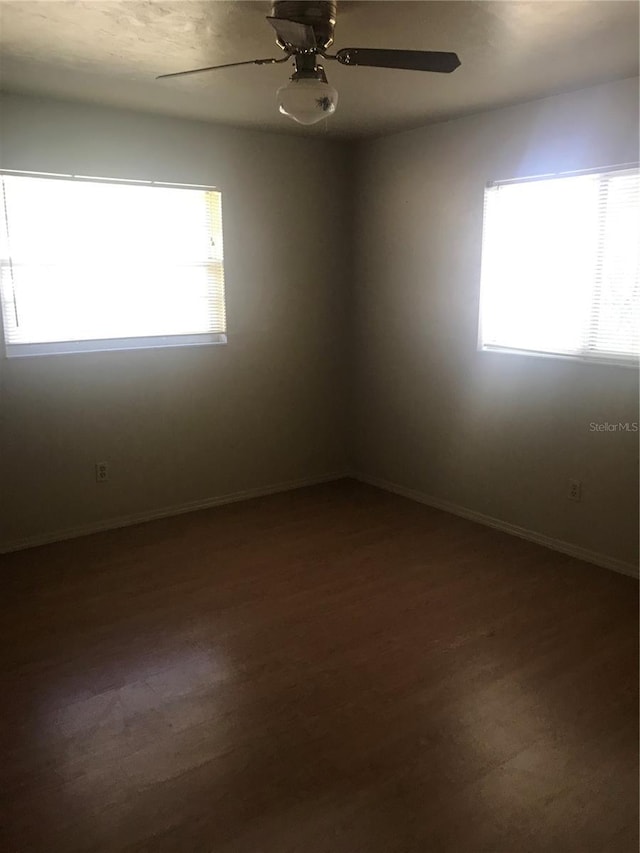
157 56 287 80
266 16 317 51
335 48 461 73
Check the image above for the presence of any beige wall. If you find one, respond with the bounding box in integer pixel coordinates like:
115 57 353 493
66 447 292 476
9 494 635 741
2 80 638 567
0 94 352 548
353 77 639 567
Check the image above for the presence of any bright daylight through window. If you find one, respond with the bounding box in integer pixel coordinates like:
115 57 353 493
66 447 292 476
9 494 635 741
0 173 226 356
478 165 639 365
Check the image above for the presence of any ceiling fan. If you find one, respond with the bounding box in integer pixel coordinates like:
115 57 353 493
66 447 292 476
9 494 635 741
157 1 461 126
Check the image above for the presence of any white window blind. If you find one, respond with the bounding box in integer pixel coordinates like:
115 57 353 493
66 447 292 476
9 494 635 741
478 165 639 365
0 172 226 356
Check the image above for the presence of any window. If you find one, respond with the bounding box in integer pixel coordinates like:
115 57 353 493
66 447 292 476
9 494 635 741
478 165 639 365
0 172 226 356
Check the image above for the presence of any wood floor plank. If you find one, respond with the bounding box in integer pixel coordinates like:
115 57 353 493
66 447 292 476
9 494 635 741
1 480 637 852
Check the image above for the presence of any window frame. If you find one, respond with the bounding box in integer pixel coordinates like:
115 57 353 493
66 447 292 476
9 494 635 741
0 170 228 358
477 162 640 370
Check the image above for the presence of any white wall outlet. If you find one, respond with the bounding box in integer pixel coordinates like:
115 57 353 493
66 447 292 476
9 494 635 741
95 461 109 483
568 479 582 502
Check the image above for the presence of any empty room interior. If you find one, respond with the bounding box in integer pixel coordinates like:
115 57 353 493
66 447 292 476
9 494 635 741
0 1 639 850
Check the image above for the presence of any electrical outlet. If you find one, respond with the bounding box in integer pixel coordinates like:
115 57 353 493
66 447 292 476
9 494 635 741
568 479 582 502
95 461 109 483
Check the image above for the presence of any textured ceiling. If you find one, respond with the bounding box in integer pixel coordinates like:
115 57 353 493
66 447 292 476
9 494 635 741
0 1 638 138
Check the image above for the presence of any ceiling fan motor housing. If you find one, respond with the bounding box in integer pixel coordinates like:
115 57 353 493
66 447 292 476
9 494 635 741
271 0 337 50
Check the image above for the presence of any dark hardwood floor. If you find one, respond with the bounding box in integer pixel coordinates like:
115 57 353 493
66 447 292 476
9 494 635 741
1 480 637 852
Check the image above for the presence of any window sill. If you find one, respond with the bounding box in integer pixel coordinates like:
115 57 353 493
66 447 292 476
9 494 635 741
478 345 639 369
5 333 228 358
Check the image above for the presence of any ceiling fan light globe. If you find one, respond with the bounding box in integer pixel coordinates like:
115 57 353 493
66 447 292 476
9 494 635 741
276 78 338 125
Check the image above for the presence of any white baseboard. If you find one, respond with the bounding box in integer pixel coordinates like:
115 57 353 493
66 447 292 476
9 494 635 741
5 471 637 580
0 472 348 554
355 473 639 580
